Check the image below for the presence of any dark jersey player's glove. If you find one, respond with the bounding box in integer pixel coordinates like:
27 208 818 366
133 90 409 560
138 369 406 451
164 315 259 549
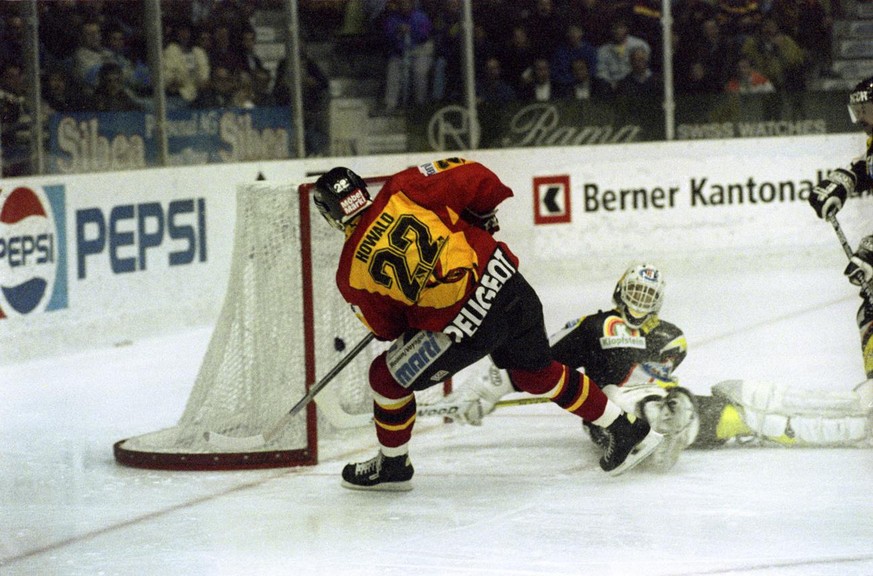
809 168 855 219
462 208 500 234
845 235 873 287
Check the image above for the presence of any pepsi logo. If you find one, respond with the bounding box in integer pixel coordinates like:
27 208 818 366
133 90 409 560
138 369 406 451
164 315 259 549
0 186 67 317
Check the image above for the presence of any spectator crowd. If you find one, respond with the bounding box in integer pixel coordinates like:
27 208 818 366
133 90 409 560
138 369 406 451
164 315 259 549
347 0 835 111
0 0 841 174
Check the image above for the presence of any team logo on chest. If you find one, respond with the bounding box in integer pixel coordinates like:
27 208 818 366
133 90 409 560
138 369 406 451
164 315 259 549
600 316 646 349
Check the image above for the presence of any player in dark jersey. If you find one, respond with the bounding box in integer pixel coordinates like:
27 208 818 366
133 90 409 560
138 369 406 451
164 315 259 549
808 76 873 380
311 158 662 490
456 263 696 469
549 264 686 392
453 264 872 465
550 265 870 452
548 264 693 467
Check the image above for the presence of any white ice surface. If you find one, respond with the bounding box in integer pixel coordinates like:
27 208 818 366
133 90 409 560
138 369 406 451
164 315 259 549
2 256 872 576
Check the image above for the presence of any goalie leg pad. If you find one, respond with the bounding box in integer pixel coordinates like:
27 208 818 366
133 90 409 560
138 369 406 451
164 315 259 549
712 379 872 446
438 362 517 425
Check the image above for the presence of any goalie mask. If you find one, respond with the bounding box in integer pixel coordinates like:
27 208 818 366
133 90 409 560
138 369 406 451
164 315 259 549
848 76 873 135
312 167 372 230
612 263 665 329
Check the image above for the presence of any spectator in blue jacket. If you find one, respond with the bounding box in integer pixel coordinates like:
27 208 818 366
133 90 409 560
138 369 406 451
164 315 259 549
382 0 434 112
551 24 598 94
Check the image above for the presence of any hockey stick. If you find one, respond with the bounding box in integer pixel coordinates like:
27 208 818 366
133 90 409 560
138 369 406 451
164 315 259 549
495 396 551 408
828 214 873 304
314 385 374 429
204 333 376 450
415 395 552 422
315 391 554 429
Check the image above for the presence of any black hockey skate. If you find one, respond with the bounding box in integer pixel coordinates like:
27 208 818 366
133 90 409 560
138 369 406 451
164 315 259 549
599 414 663 476
341 451 414 491
584 421 610 450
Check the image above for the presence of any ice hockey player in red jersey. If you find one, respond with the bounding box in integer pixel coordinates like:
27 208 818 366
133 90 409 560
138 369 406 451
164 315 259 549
808 75 873 380
311 158 663 490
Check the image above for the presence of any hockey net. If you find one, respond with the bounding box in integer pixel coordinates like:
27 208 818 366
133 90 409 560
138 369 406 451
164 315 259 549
113 177 445 470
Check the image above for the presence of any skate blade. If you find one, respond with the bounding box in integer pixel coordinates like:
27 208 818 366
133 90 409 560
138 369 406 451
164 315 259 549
609 429 664 477
341 479 413 492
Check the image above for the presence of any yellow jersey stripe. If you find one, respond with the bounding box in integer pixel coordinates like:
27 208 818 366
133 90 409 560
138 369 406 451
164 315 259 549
566 374 591 412
375 413 416 432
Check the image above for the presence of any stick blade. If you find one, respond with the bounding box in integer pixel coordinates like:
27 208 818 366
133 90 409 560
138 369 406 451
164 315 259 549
203 430 267 451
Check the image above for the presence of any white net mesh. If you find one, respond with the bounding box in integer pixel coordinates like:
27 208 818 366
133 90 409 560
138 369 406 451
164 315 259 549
114 179 443 469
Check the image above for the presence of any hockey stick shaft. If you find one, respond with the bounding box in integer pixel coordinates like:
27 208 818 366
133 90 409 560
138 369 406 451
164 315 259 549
495 396 551 408
828 214 873 303
829 213 856 259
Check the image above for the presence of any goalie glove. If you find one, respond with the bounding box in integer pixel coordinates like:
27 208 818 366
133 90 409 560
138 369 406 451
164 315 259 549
589 383 697 470
845 235 873 287
465 364 515 424
808 168 855 219
462 208 500 234
637 387 699 471
436 364 515 426
418 390 485 425
639 387 698 441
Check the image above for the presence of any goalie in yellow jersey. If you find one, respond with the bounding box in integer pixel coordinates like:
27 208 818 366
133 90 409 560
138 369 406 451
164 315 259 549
449 263 873 468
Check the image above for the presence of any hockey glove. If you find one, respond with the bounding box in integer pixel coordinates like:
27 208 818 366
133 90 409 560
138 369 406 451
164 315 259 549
638 387 699 471
845 235 873 287
808 168 855 219
640 361 676 383
462 208 500 234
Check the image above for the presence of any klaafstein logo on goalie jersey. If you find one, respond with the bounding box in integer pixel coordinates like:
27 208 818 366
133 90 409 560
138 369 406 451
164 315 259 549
599 317 645 350
0 186 68 318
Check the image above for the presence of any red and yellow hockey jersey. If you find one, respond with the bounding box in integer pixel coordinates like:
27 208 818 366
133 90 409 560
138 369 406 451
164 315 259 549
335 158 518 340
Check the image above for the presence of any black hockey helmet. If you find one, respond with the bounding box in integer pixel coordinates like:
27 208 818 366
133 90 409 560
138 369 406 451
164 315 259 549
312 167 372 230
848 76 873 131
612 263 665 329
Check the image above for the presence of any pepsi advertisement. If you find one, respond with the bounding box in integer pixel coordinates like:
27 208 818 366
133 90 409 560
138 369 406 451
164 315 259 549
0 185 68 319
0 161 247 364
